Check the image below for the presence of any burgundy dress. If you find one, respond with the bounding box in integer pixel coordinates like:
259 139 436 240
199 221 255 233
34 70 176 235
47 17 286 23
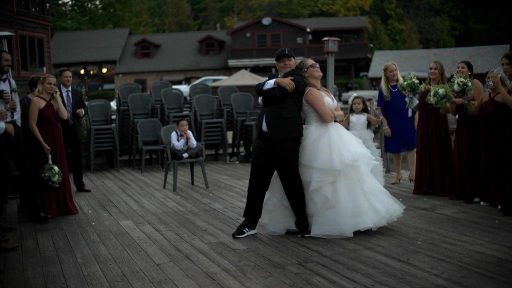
413 89 455 196
35 96 78 217
479 92 512 211
453 101 480 202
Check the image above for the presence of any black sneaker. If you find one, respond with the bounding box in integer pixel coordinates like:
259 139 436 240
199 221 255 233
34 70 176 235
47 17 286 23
297 229 311 238
232 222 257 239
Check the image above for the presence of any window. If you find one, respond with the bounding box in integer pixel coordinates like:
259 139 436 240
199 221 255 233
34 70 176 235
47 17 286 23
16 0 47 15
139 44 152 58
256 34 267 48
256 33 281 47
19 35 46 73
270 33 281 47
202 41 219 55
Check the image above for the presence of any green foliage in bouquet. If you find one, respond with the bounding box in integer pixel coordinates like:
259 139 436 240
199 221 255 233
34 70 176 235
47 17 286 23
451 75 472 97
41 155 63 188
426 84 453 110
399 73 421 95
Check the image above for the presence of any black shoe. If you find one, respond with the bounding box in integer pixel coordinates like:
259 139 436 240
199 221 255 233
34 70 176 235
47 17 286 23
232 222 257 239
297 229 311 238
285 228 299 235
76 187 91 192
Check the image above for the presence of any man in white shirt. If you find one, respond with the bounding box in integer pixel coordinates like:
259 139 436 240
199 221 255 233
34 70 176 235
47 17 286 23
0 49 36 217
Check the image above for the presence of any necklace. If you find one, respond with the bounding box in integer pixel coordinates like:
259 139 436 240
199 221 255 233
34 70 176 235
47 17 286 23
389 84 398 92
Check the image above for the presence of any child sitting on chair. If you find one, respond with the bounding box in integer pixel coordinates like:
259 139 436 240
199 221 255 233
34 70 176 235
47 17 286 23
170 118 203 160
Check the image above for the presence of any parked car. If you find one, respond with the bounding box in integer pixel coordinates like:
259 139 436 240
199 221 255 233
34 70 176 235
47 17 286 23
173 76 228 98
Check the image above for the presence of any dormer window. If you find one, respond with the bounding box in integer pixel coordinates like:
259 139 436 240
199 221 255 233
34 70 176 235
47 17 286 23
204 41 218 55
198 35 225 55
139 44 152 58
134 38 160 59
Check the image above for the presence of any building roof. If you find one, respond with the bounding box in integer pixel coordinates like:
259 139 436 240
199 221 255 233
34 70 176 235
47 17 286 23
115 30 230 74
368 45 510 78
210 69 266 87
52 28 129 65
291 16 368 30
233 16 368 32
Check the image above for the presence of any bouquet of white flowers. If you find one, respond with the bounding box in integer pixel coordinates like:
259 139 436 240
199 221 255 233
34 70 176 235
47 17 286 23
426 84 453 110
451 75 472 98
41 154 62 188
399 73 421 109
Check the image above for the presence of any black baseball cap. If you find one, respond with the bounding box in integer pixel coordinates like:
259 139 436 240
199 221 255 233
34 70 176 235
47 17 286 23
275 48 295 61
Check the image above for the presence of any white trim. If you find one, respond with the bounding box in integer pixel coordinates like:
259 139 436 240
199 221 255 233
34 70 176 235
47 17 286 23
228 57 304 67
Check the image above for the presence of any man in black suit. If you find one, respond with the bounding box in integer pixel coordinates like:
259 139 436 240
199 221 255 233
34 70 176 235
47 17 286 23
232 48 310 238
58 68 90 192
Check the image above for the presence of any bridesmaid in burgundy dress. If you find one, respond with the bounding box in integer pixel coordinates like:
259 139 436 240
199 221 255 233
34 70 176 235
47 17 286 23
478 70 512 215
451 61 484 202
28 74 78 219
413 61 455 196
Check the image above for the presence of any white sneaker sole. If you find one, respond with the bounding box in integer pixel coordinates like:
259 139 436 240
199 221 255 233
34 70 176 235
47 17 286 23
233 229 257 238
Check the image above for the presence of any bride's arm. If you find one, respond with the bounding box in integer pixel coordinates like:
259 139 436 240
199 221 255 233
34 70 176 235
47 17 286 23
304 88 342 123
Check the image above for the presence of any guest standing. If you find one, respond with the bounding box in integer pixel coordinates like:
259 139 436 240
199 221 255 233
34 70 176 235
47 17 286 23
0 49 37 214
29 74 78 218
414 61 455 196
478 70 512 215
57 68 91 192
377 62 416 184
451 61 484 202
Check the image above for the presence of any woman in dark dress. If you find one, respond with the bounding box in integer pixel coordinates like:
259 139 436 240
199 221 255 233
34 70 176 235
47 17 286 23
478 70 512 215
28 74 78 219
413 61 455 196
377 62 417 185
20 75 45 219
451 61 484 202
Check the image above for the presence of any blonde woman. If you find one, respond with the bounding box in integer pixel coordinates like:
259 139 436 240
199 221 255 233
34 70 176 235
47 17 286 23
376 62 416 184
29 74 78 219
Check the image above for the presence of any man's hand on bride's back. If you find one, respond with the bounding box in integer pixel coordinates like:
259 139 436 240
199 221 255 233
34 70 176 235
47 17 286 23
276 77 295 92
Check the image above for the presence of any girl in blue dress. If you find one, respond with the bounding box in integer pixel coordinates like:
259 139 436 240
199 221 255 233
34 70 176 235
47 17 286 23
377 62 417 184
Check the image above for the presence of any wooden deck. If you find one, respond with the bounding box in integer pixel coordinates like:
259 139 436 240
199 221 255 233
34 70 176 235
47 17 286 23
1 161 511 288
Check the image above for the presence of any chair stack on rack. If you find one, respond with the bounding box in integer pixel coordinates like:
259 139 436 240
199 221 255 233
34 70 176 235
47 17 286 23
161 87 192 128
117 82 142 156
161 125 208 192
189 83 211 103
193 94 228 162
88 99 119 171
136 118 163 173
230 92 256 161
150 80 171 122
218 86 239 132
127 93 153 167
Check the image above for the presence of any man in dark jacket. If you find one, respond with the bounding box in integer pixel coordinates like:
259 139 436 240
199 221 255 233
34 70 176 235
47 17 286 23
232 48 310 238
58 68 91 192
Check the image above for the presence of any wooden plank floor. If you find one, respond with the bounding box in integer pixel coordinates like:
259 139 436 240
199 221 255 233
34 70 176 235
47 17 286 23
1 161 511 288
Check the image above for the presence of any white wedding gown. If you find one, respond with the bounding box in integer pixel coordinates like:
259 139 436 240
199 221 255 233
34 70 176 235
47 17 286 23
260 91 404 238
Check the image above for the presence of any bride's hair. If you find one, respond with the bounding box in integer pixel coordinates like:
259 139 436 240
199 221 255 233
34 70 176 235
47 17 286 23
296 58 312 73
297 58 332 95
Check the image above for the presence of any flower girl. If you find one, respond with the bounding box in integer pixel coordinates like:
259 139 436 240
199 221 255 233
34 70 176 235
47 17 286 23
343 94 383 161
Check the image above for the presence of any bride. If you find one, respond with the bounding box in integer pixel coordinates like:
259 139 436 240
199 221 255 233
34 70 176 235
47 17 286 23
260 58 405 238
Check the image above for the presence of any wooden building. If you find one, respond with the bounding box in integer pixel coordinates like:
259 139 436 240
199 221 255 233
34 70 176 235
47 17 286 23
0 0 52 84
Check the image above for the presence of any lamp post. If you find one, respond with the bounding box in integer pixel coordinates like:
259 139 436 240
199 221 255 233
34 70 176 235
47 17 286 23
322 37 340 94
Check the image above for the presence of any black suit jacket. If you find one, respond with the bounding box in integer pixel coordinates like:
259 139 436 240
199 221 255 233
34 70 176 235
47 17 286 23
255 69 305 139
58 85 87 142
